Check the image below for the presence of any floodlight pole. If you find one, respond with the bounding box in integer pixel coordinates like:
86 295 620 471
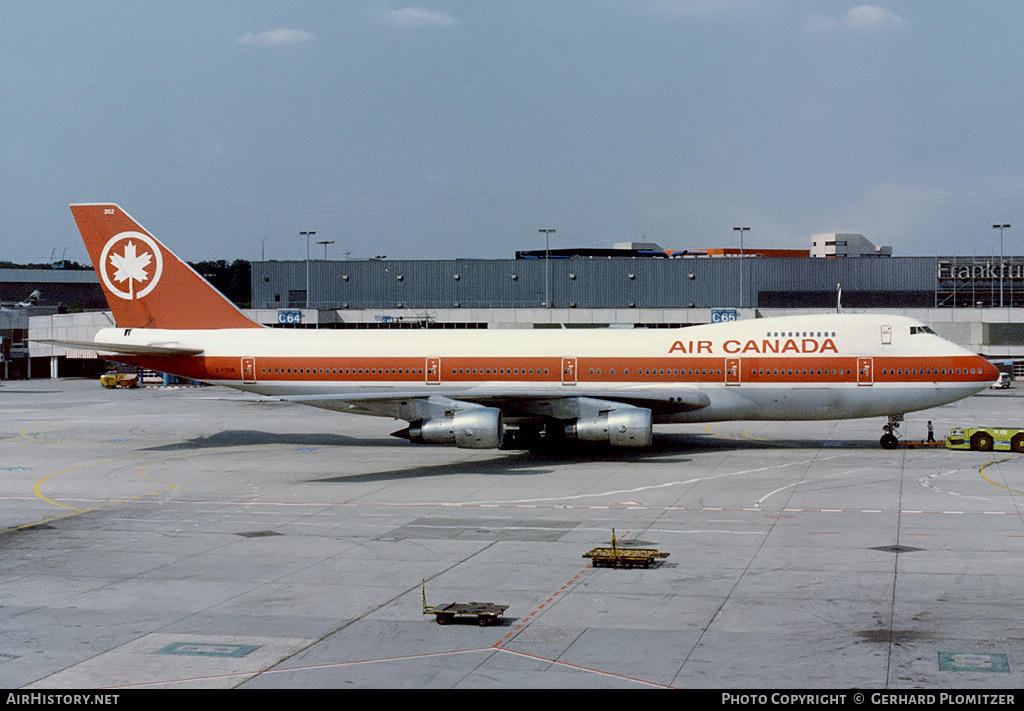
733 227 750 308
539 228 556 308
300 230 316 308
994 224 1010 307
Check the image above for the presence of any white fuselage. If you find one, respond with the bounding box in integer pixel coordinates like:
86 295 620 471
98 313 995 424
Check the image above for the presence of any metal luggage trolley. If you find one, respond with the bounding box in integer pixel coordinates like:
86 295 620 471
583 529 670 569
421 580 508 626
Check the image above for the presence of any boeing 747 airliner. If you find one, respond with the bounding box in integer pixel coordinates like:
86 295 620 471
45 204 999 451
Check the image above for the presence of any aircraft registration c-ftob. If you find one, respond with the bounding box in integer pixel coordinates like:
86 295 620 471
48 203 999 451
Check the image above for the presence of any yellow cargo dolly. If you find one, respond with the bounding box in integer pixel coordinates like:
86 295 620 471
421 580 508 626
583 529 670 569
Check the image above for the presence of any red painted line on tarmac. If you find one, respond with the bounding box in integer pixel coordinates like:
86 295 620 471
34 495 1013 520
496 567 593 646
496 530 632 647
497 648 672 689
112 643 673 689
106 647 496 688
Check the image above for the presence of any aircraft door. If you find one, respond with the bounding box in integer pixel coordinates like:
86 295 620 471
561 357 577 385
725 358 741 386
241 357 256 384
426 357 440 384
857 357 873 386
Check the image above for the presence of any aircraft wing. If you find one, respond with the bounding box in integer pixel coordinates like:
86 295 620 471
34 339 205 357
276 387 710 420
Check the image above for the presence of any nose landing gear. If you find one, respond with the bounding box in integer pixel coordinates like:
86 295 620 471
880 414 904 449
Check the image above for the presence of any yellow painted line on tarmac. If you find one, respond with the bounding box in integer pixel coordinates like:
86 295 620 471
979 454 1024 495
705 423 744 440
705 423 770 442
739 427 768 442
3 456 186 535
19 425 61 443
32 461 119 512
12 441 302 536
2 510 98 534
133 459 180 496
10 423 190 533
10 422 312 535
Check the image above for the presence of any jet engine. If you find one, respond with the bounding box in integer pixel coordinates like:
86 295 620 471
407 407 502 449
565 407 652 447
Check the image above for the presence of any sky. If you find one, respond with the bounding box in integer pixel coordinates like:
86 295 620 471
2 1 1023 265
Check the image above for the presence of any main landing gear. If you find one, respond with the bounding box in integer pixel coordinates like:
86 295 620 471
880 414 904 449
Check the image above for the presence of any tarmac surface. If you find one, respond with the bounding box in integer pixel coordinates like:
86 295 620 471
1 378 1023 689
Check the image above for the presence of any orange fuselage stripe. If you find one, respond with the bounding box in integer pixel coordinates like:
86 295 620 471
120 354 993 386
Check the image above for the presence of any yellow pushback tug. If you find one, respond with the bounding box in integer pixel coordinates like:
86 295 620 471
946 427 1024 452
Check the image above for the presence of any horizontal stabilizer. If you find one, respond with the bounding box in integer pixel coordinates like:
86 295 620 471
35 339 204 356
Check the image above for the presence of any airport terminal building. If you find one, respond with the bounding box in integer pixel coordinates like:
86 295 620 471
18 233 1024 378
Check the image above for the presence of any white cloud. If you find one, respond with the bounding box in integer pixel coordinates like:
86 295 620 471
236 28 316 48
803 5 905 34
844 5 905 31
381 8 459 29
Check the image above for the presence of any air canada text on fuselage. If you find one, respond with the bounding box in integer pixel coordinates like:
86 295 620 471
669 338 839 355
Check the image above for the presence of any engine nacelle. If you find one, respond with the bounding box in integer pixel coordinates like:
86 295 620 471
566 407 652 447
408 407 502 449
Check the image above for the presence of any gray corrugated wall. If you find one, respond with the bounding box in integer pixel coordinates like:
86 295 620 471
252 257 942 310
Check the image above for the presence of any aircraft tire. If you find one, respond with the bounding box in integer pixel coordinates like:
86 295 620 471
880 433 898 449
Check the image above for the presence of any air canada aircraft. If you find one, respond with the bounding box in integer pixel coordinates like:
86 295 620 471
48 203 999 451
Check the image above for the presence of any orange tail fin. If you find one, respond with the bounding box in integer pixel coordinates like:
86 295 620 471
70 204 260 330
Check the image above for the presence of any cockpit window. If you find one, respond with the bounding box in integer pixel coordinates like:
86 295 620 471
910 325 936 335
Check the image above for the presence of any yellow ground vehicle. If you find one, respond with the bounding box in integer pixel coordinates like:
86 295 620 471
100 371 139 389
946 427 1024 452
